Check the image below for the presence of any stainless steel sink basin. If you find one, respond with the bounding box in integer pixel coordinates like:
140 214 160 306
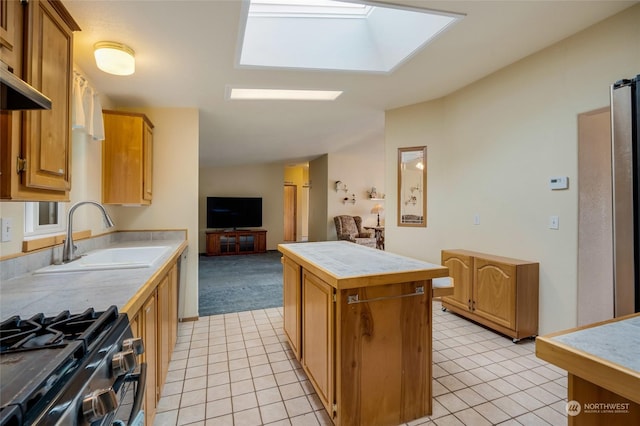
35 246 171 274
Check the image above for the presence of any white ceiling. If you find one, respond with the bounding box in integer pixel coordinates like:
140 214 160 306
64 0 636 168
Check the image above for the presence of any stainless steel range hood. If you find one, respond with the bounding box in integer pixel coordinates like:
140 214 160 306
1 63 52 110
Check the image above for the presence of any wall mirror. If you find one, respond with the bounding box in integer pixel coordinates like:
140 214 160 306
397 146 427 227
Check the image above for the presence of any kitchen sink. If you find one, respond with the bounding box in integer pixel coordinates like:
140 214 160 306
34 246 171 274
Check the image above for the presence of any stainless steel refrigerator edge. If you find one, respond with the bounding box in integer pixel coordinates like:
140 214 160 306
611 75 640 317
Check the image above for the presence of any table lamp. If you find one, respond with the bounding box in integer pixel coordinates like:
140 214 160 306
371 204 384 227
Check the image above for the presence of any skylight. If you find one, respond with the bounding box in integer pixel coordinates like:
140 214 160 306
228 87 343 100
249 0 373 18
238 0 463 73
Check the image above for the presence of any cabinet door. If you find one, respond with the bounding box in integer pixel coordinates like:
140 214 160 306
168 264 179 350
302 270 334 416
206 233 221 256
339 281 431 425
141 294 158 425
255 231 267 252
142 121 153 201
102 112 144 204
441 251 473 311
282 257 302 360
473 258 516 329
22 0 73 192
157 275 170 389
0 0 19 68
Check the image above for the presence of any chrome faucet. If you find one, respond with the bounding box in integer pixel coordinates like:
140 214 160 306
62 201 115 263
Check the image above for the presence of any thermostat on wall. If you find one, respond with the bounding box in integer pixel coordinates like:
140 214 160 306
549 176 569 190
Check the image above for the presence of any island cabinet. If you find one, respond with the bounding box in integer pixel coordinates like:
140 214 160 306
102 110 154 205
278 241 449 425
1 0 80 201
536 314 640 425
124 259 180 426
441 249 539 342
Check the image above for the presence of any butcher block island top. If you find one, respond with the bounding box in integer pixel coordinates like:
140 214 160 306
278 241 449 426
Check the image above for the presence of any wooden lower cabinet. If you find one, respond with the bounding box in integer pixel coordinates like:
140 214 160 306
441 249 539 342
127 261 179 426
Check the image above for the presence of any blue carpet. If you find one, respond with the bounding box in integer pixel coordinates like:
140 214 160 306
198 251 283 316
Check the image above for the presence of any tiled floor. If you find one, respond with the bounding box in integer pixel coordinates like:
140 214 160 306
154 302 568 426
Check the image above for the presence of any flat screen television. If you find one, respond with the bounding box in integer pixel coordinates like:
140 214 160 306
207 196 262 229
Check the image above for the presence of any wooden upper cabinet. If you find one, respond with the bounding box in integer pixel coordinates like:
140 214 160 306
0 0 79 201
0 0 19 68
102 110 154 205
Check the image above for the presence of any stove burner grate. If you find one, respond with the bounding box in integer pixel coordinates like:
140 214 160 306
0 306 119 355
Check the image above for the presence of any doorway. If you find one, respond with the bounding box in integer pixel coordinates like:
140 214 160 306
284 184 297 242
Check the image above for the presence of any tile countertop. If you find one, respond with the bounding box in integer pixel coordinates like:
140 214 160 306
536 313 640 405
278 241 449 290
0 239 186 320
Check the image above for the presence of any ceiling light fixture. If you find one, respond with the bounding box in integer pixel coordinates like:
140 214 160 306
94 42 135 76
228 88 342 101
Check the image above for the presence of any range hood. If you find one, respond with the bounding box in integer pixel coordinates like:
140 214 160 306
1 63 52 110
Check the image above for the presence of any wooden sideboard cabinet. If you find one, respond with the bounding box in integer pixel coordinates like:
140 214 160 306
102 110 154 205
205 229 267 256
1 0 79 201
441 249 539 342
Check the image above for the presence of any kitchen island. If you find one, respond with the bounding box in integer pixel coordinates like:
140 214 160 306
278 241 450 426
536 313 640 425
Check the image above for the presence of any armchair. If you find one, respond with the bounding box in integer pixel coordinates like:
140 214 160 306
333 215 376 248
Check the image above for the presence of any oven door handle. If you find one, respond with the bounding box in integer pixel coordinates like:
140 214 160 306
125 362 147 425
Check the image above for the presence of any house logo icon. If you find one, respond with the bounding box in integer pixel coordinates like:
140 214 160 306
566 400 581 416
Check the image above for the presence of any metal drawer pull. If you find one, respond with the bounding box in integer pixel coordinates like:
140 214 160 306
347 286 424 304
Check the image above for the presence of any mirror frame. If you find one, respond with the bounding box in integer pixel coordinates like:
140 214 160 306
397 146 427 227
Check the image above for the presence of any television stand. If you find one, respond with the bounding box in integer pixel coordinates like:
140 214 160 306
205 229 267 256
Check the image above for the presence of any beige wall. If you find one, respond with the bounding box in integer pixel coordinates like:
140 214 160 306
199 163 285 252
384 5 640 335
327 134 386 239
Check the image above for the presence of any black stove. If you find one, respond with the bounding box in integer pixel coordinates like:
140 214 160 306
0 306 145 426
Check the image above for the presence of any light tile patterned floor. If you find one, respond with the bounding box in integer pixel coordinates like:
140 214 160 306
154 302 568 426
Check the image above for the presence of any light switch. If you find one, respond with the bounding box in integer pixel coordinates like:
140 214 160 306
549 176 569 190
473 214 480 225
1 218 12 242
549 215 559 230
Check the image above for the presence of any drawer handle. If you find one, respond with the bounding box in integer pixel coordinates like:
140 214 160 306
347 286 424 304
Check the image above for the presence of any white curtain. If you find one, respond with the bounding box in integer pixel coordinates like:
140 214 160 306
72 71 104 141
